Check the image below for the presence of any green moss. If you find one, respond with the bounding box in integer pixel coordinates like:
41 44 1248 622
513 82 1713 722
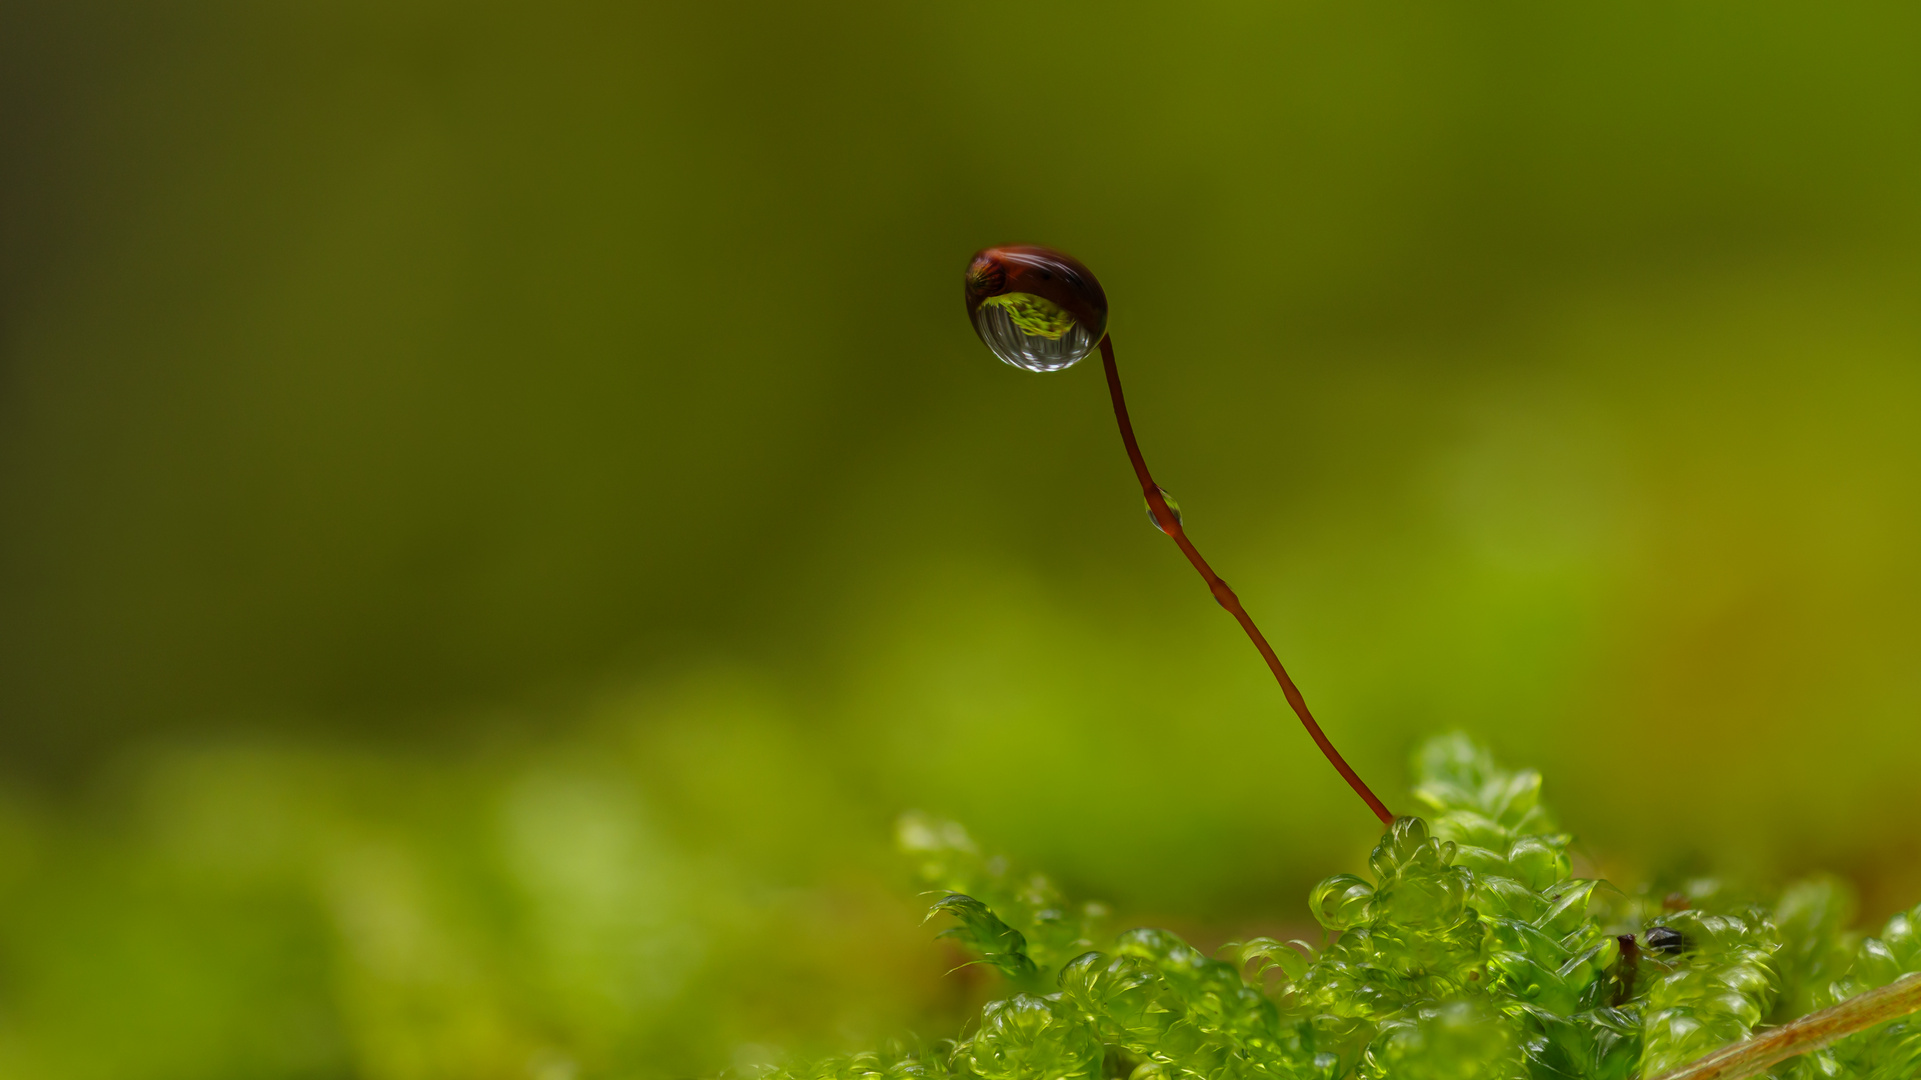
761 736 1921 1080
1775 902 1921 1080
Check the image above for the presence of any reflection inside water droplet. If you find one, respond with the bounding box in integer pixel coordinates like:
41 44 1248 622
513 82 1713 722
1144 486 1182 532
970 294 1101 372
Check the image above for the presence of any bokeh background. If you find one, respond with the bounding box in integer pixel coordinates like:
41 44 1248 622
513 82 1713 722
5 2 1921 1077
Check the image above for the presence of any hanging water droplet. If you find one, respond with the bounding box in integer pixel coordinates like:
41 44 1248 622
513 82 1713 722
964 246 1109 372
1143 486 1182 532
970 294 1100 372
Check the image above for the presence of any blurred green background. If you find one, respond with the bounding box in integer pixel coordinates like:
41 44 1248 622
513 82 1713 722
5 2 1921 1077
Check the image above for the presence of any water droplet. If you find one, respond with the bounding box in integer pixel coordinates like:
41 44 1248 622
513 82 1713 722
970 295 1100 372
1143 486 1181 532
964 246 1108 373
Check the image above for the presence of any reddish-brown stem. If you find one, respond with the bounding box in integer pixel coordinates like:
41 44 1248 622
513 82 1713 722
1098 335 1394 827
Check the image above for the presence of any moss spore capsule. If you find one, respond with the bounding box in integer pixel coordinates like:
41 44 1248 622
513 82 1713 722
963 242 1394 827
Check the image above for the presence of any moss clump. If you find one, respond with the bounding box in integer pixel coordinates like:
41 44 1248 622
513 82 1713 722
760 735 1921 1080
